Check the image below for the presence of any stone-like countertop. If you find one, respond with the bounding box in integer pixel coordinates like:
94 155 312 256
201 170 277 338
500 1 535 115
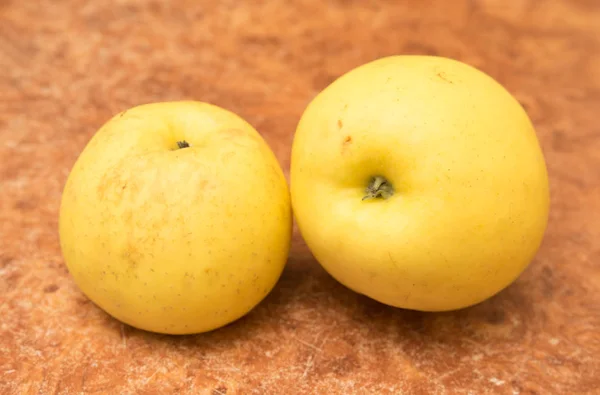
1 1 599 394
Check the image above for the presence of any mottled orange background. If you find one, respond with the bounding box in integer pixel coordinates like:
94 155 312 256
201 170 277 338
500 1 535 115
1 0 599 394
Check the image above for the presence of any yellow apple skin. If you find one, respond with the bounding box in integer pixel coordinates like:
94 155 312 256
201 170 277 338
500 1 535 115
59 101 292 334
290 56 549 311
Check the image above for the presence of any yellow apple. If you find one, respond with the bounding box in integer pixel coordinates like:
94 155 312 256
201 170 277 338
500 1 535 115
59 101 292 334
290 56 549 311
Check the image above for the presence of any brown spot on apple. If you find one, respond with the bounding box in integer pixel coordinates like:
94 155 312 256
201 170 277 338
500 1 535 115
121 237 143 271
437 71 453 84
341 135 353 154
337 119 343 129
97 164 127 201
97 162 142 203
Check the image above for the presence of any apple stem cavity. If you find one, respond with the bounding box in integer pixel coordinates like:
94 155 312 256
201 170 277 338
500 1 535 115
177 140 190 149
363 176 394 201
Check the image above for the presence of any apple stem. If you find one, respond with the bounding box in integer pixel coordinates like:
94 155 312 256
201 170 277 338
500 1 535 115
362 176 394 201
177 140 190 149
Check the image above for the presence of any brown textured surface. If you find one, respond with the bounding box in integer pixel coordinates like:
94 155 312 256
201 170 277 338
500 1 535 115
1 0 599 394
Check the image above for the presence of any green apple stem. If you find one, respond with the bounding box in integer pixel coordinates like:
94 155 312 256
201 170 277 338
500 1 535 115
362 176 394 201
177 140 190 149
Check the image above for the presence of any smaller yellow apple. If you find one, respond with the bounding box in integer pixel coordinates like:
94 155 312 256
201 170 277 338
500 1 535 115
59 101 292 334
290 55 550 311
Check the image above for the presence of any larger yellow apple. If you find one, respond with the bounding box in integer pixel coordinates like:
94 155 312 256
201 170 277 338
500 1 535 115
290 56 549 311
59 101 292 334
